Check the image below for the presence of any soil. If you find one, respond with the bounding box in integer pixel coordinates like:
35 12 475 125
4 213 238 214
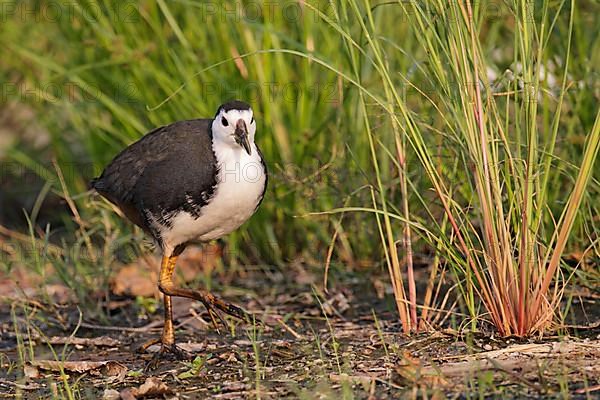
1 265 599 399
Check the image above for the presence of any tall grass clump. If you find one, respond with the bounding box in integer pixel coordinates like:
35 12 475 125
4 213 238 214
316 0 599 335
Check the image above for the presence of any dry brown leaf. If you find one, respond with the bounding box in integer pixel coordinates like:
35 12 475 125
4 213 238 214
177 342 206 353
0 264 73 303
138 377 172 397
180 243 221 277
102 388 120 400
23 365 40 379
47 335 120 347
0 272 37 298
30 360 127 376
322 292 351 315
111 245 220 297
44 284 75 304
119 377 173 399
119 388 137 400
110 256 157 297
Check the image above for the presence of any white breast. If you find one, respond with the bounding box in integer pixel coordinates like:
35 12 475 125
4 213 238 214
159 142 266 254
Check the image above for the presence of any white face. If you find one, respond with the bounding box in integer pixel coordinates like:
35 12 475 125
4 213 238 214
211 108 256 150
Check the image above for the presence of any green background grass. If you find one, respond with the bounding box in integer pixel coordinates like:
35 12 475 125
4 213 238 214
0 0 598 325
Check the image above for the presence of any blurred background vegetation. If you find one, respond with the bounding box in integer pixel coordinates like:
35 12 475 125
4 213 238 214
0 0 598 332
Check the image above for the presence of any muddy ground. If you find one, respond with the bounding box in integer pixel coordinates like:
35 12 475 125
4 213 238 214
1 262 599 399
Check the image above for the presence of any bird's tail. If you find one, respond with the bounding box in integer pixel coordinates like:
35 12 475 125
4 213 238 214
89 177 101 191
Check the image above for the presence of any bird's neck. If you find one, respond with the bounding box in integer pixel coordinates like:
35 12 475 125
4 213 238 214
212 137 257 164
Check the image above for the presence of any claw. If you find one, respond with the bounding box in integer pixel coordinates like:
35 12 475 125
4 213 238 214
199 298 224 334
196 295 254 331
206 295 253 324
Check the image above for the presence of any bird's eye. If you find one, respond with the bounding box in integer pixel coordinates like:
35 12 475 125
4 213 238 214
221 117 229 126
251 116 255 124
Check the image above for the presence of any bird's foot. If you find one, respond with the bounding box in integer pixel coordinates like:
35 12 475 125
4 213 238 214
137 338 192 371
158 284 260 332
199 295 256 333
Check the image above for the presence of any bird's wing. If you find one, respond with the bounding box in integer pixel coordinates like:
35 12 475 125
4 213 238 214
131 137 218 227
254 144 268 211
92 119 217 231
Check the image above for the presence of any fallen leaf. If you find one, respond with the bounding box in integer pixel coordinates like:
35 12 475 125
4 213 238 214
177 342 206 353
30 360 127 376
46 335 120 347
102 388 120 400
110 256 157 297
104 362 129 377
23 365 40 379
0 262 70 302
137 376 172 396
119 388 137 400
320 291 352 316
111 245 220 297
119 377 172 399
44 284 75 304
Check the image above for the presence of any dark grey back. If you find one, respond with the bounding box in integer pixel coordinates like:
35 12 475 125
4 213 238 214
92 119 218 235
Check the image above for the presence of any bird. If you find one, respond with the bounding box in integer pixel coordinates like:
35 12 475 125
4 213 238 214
91 100 267 363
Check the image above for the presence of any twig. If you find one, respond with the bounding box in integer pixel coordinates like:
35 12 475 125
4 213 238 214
276 317 305 340
559 320 600 330
0 379 41 390
575 384 600 394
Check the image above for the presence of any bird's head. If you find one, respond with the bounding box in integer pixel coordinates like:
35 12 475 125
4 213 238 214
212 100 256 155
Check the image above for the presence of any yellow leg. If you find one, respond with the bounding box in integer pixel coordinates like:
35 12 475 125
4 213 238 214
160 255 177 346
158 253 250 326
162 292 174 345
139 245 251 369
137 254 179 354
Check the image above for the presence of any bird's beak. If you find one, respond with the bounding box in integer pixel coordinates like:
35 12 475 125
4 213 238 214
235 119 251 155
